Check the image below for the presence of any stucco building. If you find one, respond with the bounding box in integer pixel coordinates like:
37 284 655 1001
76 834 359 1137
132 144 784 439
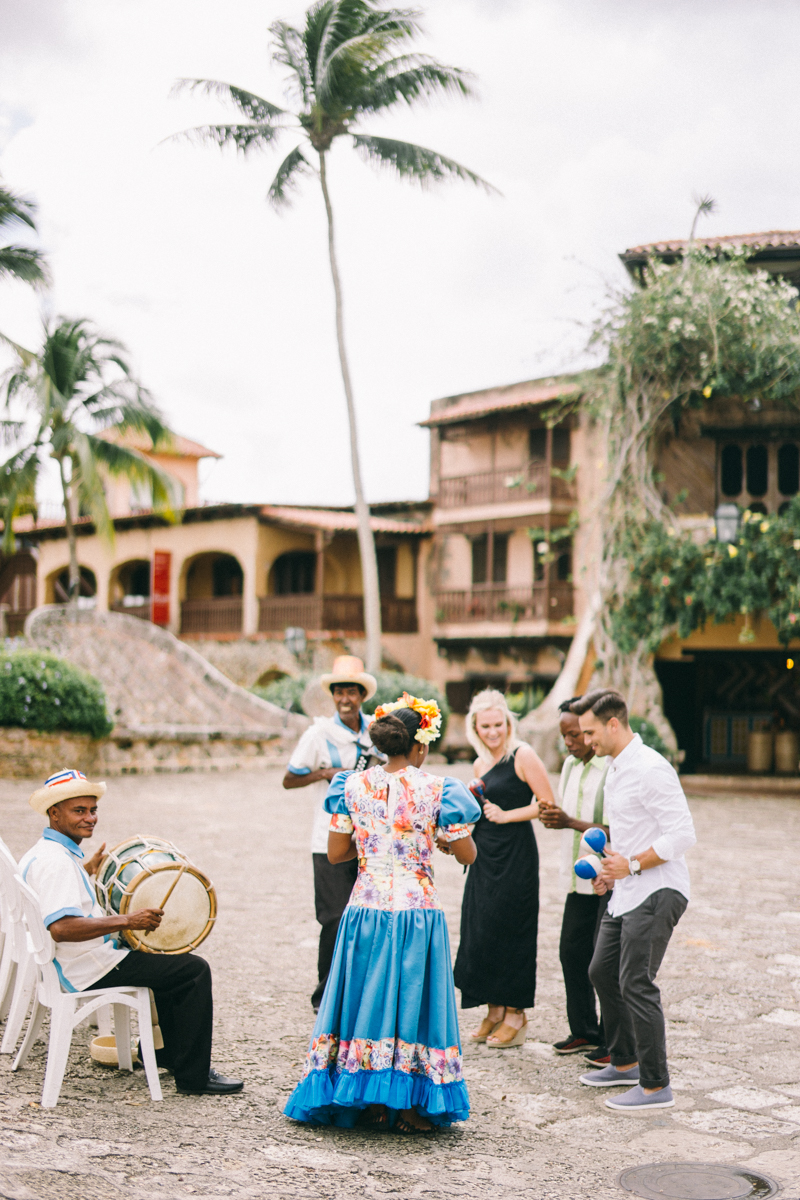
5 229 800 771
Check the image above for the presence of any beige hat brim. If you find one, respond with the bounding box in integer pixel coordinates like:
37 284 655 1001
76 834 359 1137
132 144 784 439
319 671 378 702
29 779 107 817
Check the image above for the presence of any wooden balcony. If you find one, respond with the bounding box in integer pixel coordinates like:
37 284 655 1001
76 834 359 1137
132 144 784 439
258 594 418 634
180 597 243 635
110 601 151 622
438 461 575 510
434 583 573 625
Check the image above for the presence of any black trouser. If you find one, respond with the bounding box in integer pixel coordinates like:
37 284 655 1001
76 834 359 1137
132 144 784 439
311 853 357 1009
559 891 608 1042
91 951 212 1091
589 888 687 1089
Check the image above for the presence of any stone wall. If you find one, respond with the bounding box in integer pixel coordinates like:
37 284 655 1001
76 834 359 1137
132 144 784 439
0 726 286 779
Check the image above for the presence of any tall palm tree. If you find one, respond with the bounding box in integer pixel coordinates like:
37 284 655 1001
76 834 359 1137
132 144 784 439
172 0 493 671
0 179 49 288
0 318 176 603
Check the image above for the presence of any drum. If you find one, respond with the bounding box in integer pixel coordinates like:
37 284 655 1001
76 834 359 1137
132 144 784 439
96 836 216 954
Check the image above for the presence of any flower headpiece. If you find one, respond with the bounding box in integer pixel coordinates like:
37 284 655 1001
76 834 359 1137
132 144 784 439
373 692 442 746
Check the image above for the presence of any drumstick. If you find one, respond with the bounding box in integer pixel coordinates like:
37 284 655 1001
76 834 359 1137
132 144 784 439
158 863 187 910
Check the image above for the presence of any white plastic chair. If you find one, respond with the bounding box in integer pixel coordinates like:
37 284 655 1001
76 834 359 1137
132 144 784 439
0 838 19 1019
0 846 35 1053
11 876 162 1107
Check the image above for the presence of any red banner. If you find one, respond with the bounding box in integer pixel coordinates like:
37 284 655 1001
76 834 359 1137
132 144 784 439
151 551 171 626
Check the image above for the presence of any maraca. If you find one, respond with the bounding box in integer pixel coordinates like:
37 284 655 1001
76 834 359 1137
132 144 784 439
580 827 607 856
469 779 486 801
574 853 603 880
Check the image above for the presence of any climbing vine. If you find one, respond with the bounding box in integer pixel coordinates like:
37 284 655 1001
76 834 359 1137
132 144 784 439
585 247 800 739
609 499 800 654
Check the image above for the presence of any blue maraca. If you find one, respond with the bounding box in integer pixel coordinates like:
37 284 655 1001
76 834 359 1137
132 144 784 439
581 827 607 856
574 853 603 880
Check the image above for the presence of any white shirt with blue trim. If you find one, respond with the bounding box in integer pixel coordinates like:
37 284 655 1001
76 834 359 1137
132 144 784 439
287 712 378 853
18 829 129 992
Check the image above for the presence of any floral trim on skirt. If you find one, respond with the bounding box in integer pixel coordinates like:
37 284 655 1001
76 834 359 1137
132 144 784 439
284 907 469 1127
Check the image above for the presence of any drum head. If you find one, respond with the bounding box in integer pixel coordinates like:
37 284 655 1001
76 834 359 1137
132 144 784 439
122 866 216 954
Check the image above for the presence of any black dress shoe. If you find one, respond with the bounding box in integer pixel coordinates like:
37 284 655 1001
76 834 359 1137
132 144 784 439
176 1068 244 1095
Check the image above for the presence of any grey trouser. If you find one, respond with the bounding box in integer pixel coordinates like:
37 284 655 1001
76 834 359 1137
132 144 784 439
589 888 687 1089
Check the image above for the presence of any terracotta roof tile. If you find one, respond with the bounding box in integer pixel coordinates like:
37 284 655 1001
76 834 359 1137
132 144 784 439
260 505 426 534
420 379 581 428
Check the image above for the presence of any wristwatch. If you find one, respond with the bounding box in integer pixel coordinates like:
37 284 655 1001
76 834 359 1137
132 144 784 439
629 857 642 877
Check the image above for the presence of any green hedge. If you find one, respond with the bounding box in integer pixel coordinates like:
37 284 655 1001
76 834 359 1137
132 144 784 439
0 650 113 739
253 669 450 743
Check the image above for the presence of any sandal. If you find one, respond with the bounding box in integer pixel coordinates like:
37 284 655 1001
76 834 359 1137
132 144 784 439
486 1007 528 1049
361 1105 390 1130
394 1111 433 1135
469 1012 504 1043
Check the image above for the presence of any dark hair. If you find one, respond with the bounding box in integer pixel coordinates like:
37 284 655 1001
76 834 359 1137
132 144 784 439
558 696 583 715
570 688 628 725
370 707 422 756
331 682 367 697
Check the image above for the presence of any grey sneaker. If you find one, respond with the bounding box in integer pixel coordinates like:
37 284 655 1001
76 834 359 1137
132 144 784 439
605 1084 674 1111
579 1063 640 1087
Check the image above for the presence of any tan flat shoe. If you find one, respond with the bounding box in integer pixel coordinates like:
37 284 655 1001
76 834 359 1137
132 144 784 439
469 1015 504 1043
486 1012 528 1049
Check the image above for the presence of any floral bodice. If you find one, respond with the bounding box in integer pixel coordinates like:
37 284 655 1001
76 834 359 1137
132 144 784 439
324 765 480 912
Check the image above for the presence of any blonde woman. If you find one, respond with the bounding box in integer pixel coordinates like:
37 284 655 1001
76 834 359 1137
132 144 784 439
453 689 556 1048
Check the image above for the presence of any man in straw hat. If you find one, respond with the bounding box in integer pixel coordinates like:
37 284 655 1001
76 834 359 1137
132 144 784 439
283 655 381 1010
19 769 244 1095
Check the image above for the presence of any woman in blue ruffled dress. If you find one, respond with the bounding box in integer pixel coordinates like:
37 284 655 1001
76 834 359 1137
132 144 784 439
284 693 480 1133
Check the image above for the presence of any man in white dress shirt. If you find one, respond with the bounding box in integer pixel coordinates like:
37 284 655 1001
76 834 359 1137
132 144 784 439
283 656 380 1010
572 690 696 1112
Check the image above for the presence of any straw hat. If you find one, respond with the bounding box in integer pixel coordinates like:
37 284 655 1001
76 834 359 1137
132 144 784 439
29 768 106 816
319 655 377 701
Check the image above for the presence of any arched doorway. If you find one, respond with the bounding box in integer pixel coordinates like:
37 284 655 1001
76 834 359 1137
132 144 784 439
109 559 151 620
48 565 97 608
180 552 244 635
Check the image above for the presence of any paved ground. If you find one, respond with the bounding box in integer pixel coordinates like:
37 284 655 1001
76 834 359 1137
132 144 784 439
2 767 800 1199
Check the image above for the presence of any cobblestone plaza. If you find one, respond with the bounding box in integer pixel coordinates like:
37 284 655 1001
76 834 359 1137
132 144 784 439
1 768 800 1199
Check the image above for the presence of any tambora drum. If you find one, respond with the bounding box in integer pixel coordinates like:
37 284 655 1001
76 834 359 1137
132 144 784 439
96 836 217 954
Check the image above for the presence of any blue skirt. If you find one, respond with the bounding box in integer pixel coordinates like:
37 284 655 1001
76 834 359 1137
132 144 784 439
284 906 470 1127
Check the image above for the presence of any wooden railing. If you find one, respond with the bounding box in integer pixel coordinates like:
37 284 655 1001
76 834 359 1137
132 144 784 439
438 461 575 509
434 583 573 624
180 597 243 635
258 594 418 634
110 601 151 622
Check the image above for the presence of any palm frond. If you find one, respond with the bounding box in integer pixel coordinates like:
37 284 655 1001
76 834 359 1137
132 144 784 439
267 146 314 210
70 431 115 544
316 2 424 108
85 436 178 515
0 444 40 554
167 122 284 156
270 20 314 103
0 331 36 368
0 184 38 233
171 79 288 123
356 58 475 113
0 246 50 288
352 134 497 191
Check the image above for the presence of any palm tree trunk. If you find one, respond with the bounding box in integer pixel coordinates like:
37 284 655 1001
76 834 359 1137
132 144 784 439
318 150 382 672
58 456 80 606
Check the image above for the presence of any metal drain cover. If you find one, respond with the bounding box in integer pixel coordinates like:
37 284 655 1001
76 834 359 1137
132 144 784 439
617 1163 780 1200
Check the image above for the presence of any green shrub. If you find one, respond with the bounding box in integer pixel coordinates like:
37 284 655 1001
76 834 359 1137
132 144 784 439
251 673 311 713
629 716 669 758
253 668 450 742
362 671 450 744
0 650 113 738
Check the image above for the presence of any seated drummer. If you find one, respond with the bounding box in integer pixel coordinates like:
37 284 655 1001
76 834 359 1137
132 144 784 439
19 768 243 1096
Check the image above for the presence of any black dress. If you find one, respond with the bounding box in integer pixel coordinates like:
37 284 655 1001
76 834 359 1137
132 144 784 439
453 749 539 1009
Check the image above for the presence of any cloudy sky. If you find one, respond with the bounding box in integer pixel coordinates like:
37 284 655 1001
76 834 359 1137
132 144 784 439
1 0 799 509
